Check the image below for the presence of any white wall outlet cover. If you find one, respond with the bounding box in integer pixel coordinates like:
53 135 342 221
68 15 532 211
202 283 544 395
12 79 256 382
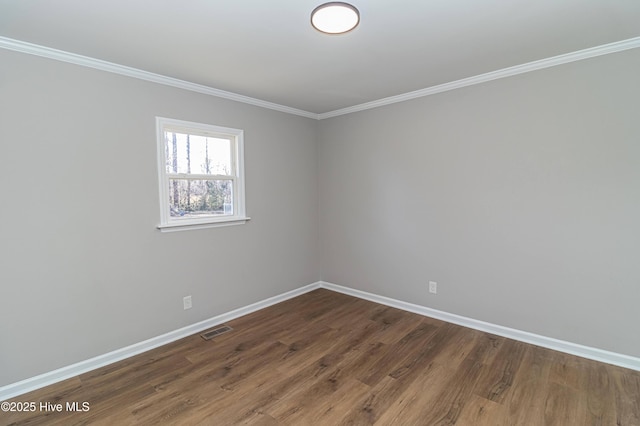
183 296 192 310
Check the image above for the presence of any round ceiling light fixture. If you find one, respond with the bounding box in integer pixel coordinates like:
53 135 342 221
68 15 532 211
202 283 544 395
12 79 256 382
311 2 360 35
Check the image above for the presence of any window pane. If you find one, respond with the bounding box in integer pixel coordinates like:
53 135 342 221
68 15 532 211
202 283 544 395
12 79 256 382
168 179 233 217
165 132 232 175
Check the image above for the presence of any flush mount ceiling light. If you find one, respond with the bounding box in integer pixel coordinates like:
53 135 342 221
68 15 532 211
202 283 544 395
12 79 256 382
311 2 360 35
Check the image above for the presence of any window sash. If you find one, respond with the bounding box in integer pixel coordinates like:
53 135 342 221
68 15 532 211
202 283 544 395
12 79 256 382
167 178 235 218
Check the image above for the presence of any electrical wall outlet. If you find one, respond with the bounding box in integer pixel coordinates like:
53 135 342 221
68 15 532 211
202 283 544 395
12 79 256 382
183 295 192 310
428 281 437 294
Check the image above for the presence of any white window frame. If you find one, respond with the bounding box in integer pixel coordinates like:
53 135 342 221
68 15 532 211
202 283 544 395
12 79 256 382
156 117 249 232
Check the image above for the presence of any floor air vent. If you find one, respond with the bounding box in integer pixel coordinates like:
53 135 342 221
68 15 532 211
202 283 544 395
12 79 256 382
200 325 233 340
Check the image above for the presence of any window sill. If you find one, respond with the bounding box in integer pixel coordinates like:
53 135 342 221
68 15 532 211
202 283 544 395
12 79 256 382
157 217 251 233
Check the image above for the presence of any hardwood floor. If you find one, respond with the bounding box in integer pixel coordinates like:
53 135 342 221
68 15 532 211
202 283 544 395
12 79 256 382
3 289 640 425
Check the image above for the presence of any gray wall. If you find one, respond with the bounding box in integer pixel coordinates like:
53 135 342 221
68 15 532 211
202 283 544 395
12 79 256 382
2 44 639 389
318 49 640 358
0 49 319 386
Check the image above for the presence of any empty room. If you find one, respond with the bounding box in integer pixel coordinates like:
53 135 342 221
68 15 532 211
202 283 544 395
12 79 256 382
1 1 639 424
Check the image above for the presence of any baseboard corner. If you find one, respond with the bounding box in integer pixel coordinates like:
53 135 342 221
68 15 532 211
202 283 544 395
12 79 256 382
318 281 640 372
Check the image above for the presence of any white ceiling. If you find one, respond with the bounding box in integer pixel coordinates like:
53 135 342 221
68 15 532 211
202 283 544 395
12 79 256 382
1 0 640 115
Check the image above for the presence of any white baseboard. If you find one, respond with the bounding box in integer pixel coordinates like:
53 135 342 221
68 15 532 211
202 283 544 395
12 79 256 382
3 279 638 401
318 281 640 372
0 282 321 402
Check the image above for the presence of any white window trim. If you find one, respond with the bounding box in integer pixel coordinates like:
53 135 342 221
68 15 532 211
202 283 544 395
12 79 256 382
156 117 249 232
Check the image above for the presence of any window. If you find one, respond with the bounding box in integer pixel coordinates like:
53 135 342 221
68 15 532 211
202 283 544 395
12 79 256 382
156 117 248 231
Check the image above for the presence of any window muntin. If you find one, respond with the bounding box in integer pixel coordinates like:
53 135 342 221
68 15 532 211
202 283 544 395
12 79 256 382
156 118 247 231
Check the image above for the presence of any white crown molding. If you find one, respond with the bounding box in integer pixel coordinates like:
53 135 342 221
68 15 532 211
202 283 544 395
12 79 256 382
3 36 640 122
0 282 322 402
319 281 640 372
0 36 319 120
317 36 640 119
1 36 639 121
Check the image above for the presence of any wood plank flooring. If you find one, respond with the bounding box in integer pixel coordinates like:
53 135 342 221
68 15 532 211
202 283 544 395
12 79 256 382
3 289 640 425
